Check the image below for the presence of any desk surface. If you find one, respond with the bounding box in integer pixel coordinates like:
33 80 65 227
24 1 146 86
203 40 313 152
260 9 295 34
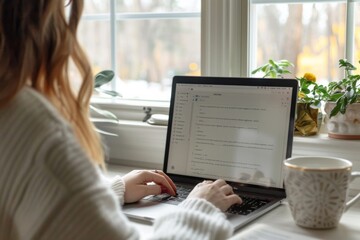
233 202 360 239
107 164 360 240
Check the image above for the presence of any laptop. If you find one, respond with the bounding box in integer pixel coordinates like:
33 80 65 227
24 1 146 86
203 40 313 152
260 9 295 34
123 76 298 230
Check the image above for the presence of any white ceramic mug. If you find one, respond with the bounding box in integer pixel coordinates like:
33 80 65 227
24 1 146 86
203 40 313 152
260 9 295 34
284 156 360 229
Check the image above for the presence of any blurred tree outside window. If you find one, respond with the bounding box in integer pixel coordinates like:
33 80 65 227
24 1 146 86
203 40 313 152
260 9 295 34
251 1 345 85
78 0 201 101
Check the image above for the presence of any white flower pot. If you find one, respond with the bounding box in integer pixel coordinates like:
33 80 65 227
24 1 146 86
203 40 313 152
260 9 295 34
324 102 360 139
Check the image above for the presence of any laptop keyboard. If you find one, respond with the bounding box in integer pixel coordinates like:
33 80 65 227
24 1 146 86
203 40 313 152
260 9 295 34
144 184 271 215
226 196 270 215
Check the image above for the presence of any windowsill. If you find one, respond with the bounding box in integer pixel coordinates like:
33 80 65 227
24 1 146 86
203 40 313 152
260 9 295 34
91 97 170 122
91 97 169 108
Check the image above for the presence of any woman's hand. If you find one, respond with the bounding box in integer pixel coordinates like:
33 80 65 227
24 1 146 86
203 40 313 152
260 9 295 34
122 170 177 203
187 179 242 212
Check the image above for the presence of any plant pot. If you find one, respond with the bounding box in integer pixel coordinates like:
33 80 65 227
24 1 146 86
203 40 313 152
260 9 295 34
324 102 360 140
294 103 320 136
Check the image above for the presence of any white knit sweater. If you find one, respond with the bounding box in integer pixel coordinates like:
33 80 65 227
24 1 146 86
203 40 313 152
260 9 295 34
0 87 233 240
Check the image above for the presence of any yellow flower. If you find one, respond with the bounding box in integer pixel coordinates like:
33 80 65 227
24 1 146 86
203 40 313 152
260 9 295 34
303 72 316 82
298 91 306 99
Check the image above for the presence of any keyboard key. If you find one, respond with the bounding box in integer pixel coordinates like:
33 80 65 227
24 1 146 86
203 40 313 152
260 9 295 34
227 196 270 215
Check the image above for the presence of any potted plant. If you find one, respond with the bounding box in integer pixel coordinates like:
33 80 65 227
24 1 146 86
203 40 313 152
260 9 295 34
252 59 322 136
324 59 360 139
295 73 326 136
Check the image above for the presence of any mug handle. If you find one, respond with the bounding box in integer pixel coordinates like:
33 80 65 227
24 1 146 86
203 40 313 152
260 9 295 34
345 172 360 211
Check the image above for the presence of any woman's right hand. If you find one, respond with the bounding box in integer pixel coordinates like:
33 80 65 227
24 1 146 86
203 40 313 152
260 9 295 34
187 179 242 212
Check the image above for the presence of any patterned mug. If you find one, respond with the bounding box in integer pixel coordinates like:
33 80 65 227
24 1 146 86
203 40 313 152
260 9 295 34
284 156 360 229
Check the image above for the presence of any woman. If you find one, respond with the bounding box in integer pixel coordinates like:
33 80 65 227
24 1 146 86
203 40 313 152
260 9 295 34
0 1 242 239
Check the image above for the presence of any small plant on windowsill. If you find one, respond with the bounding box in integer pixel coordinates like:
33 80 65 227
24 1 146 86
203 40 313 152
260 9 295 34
293 72 326 136
324 59 360 118
91 70 122 136
296 72 327 108
251 59 294 78
323 59 360 139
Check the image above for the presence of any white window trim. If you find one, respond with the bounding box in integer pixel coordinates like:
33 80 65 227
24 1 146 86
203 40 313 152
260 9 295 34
201 0 250 77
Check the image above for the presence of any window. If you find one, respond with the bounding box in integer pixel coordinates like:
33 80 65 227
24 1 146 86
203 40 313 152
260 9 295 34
86 1 360 174
81 1 360 103
79 0 201 101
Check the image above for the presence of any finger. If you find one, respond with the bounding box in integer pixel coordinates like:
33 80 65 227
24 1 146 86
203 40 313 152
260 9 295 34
220 184 234 195
142 184 162 196
203 180 213 184
226 194 243 206
195 180 212 188
143 171 176 196
213 179 227 187
152 170 177 194
151 170 177 194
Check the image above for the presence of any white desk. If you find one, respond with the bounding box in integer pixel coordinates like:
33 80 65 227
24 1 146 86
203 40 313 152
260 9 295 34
107 164 360 240
232 202 360 239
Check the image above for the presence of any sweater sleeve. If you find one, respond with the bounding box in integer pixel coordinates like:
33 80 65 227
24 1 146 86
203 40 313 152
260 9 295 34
109 175 126 205
150 198 233 240
98 170 126 206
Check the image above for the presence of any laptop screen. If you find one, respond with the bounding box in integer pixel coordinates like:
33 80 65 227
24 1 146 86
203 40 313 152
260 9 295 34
164 76 298 189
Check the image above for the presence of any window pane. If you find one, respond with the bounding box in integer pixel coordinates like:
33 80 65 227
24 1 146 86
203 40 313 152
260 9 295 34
78 20 112 74
251 2 346 85
116 18 200 100
115 0 201 101
79 0 200 101
78 0 111 75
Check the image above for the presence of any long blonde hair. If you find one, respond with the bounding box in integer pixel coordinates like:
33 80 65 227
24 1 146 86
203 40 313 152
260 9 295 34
0 0 105 168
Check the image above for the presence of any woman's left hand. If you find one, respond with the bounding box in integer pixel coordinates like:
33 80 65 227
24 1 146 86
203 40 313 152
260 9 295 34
122 170 177 203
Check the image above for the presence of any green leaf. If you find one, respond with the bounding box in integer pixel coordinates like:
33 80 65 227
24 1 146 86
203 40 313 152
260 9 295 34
261 65 269 72
339 97 348 114
312 100 321 108
330 104 341 118
282 70 292 75
270 71 276 78
251 66 263 74
339 59 356 70
302 89 310 94
269 59 275 66
328 93 343 101
94 70 115 88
